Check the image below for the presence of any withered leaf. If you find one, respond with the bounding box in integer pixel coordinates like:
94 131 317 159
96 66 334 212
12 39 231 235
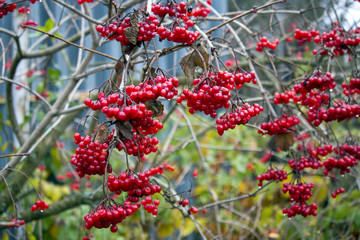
91 124 110 144
116 120 134 140
115 59 124 73
145 99 164 117
270 132 295 152
179 42 209 83
124 12 139 45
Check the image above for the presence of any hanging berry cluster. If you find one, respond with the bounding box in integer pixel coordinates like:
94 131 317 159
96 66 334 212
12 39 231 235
256 36 279 52
258 114 300 135
0 0 16 19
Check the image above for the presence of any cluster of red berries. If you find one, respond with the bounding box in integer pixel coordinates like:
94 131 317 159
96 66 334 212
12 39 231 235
189 1 212 18
31 200 49 212
256 169 287 187
0 0 16 19
126 75 179 103
341 78 360 96
107 170 161 196
298 71 336 92
256 36 279 52
216 103 263 135
18 6 30 14
282 202 318 218
308 102 360 126
116 134 158 157
293 29 320 45
152 2 199 44
233 71 257 89
77 0 94 5
312 28 360 57
7 219 25 228
273 89 300 105
131 116 163 135
282 182 315 202
177 199 198 215
323 155 358 176
331 188 345 198
71 133 111 178
313 144 334 156
336 143 360 159
258 114 300 135
84 202 139 232
288 155 322 171
177 72 234 117
151 2 187 18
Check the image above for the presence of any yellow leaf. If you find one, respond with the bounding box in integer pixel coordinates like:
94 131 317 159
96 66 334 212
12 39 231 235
158 224 174 239
182 218 196 237
2 233 9 240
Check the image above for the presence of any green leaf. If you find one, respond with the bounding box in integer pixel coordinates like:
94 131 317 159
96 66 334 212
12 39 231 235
1 142 8 152
38 19 55 32
48 67 61 83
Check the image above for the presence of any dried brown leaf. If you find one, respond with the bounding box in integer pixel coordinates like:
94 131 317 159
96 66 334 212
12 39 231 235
270 132 295 151
124 12 139 45
91 124 110 144
145 99 164 117
179 42 209 83
116 121 134 140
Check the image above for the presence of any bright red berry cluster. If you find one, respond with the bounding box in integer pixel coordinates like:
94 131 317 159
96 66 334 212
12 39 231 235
288 155 323 171
7 219 25 228
256 36 279 52
189 1 212 18
308 102 360 126
116 134 158 157
297 71 336 92
0 0 16 19
282 202 318 218
282 182 316 217
273 89 300 104
323 155 358 176
233 71 257 89
177 72 234 117
31 200 49 212
293 29 320 45
78 0 94 5
17 6 30 14
341 78 360 96
151 2 187 18
71 133 111 178
331 188 345 198
216 103 263 135
84 202 139 232
126 75 179 103
258 114 300 135
256 169 287 187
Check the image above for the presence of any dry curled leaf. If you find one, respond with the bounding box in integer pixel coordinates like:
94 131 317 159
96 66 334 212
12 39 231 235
269 132 295 151
179 42 209 83
145 99 164 117
124 12 139 45
91 124 110 144
116 121 134 140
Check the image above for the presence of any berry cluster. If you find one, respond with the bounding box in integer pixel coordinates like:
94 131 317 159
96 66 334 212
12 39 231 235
78 0 94 5
7 219 25 228
323 155 358 176
288 155 322 171
107 170 161 196
31 200 49 212
256 36 279 52
177 72 233 117
282 203 318 218
273 89 301 105
116 134 158 157
126 75 179 103
256 169 287 187
71 133 111 178
336 143 360 159
298 71 336 92
18 6 30 14
0 0 16 19
96 14 159 45
331 188 345 198
151 2 187 18
313 144 334 157
313 28 360 56
84 202 139 232
233 71 257 89
308 102 360 126
216 103 263 135
189 1 212 18
341 78 360 96
258 114 300 135
293 29 320 45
